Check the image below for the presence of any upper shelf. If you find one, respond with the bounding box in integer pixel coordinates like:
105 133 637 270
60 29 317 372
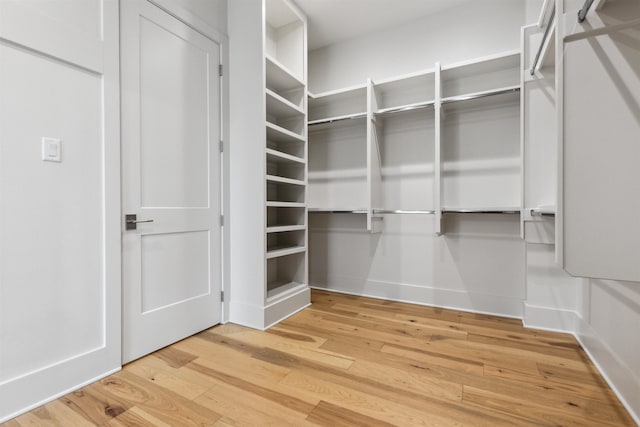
441 51 520 98
309 84 367 122
373 68 436 111
266 55 304 94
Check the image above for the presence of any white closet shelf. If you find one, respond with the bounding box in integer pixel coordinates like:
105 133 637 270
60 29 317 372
266 88 304 117
266 201 305 208
441 50 520 80
265 54 304 93
309 84 367 100
308 208 367 214
373 209 435 215
266 174 305 186
266 245 306 259
374 100 435 117
266 281 306 302
266 148 305 164
266 122 305 143
441 85 520 105
267 224 306 233
442 207 521 214
308 112 367 126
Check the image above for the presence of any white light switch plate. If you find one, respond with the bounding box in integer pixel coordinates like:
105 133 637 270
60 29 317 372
42 137 61 162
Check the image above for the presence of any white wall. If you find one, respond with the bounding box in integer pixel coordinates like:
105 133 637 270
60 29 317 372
171 0 228 33
0 0 228 422
309 0 528 93
0 0 121 421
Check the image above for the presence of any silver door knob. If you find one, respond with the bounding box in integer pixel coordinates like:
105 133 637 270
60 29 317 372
125 214 154 230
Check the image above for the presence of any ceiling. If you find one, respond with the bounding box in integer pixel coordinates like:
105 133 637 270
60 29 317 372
295 0 475 50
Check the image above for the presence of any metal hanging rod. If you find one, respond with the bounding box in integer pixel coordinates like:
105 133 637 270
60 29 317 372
441 86 520 105
374 102 435 117
308 208 367 214
373 209 435 215
308 113 367 127
578 0 596 22
530 5 556 76
530 208 556 217
442 208 520 214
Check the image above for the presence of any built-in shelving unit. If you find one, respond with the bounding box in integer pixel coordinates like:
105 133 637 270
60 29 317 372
308 84 371 223
262 0 309 323
228 0 309 330
439 51 522 221
307 51 522 235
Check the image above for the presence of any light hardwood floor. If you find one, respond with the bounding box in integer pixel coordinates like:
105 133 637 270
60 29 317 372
3 290 635 426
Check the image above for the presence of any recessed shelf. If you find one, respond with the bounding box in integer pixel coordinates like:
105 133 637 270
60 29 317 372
266 174 305 186
266 122 305 143
267 225 307 233
266 88 304 117
266 280 306 302
265 54 304 93
266 201 305 208
266 245 306 259
266 148 305 164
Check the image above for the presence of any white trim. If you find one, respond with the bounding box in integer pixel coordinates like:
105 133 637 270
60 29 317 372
309 283 523 319
522 303 578 333
575 315 640 426
0 367 120 424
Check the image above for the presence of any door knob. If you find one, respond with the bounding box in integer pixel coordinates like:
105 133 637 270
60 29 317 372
125 214 154 230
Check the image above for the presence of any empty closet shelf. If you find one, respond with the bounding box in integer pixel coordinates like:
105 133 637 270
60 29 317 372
266 148 305 164
442 207 520 214
373 209 435 214
266 281 306 302
266 174 305 186
266 201 305 208
374 101 435 117
266 122 305 143
530 207 556 217
308 208 367 214
265 54 304 93
441 85 520 105
266 225 306 233
308 112 367 126
266 245 306 259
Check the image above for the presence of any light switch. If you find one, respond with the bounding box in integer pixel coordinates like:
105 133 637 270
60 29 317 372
42 137 61 162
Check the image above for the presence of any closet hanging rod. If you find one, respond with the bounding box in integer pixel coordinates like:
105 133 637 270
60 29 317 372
308 113 367 126
578 0 595 22
441 87 520 105
374 102 435 117
530 209 556 217
373 209 435 215
530 5 556 76
308 208 367 214
442 208 520 214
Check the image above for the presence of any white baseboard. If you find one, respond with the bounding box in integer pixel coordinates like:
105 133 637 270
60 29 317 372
522 303 579 333
574 315 640 426
0 366 121 424
310 280 523 319
229 286 311 330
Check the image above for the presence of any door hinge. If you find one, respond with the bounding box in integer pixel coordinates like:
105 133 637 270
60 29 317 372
220 215 224 226
220 291 224 302
219 64 223 77
220 140 224 152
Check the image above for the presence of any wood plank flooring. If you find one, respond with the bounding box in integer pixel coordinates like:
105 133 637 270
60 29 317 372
3 290 635 426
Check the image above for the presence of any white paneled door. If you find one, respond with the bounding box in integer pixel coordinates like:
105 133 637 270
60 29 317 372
121 0 222 363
